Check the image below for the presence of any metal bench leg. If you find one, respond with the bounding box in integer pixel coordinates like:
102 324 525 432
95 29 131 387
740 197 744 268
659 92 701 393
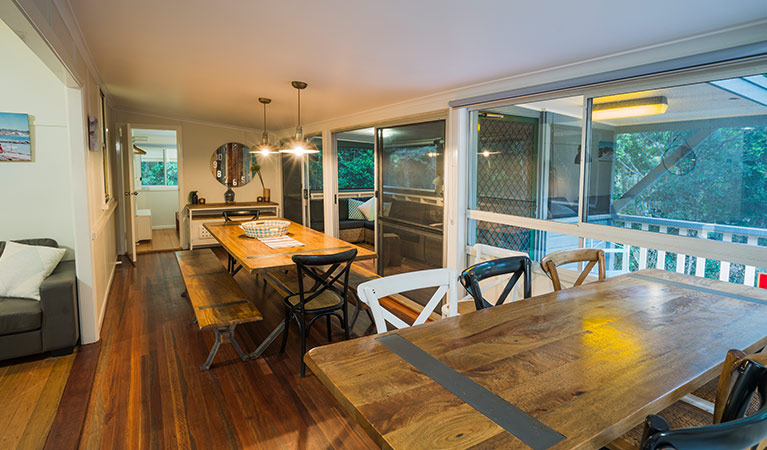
202 328 223 370
227 325 248 362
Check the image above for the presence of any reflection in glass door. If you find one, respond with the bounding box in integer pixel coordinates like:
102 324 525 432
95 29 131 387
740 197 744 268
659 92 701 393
377 120 446 307
307 136 324 231
333 128 376 247
281 136 323 227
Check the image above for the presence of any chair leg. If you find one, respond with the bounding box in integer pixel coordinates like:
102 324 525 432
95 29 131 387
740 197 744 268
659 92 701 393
299 311 307 377
342 304 350 341
279 308 291 354
326 315 332 343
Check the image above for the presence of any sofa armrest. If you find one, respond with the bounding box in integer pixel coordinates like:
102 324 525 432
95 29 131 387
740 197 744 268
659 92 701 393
40 260 80 351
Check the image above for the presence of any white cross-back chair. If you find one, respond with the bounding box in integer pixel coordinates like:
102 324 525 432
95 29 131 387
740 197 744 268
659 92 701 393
357 268 458 334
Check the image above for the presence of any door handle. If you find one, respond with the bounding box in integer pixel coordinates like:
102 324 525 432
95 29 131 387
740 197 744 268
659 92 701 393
124 191 138 196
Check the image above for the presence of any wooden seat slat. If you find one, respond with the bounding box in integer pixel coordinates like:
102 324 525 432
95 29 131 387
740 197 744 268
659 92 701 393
175 250 263 330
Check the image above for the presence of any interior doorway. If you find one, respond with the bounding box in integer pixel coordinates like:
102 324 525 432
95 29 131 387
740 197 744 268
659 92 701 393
127 127 182 255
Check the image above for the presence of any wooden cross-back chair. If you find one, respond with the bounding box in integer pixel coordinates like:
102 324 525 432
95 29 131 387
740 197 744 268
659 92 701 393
279 249 357 377
637 350 767 450
540 248 606 291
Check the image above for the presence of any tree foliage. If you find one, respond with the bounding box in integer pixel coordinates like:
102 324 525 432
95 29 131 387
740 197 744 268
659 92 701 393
613 126 767 229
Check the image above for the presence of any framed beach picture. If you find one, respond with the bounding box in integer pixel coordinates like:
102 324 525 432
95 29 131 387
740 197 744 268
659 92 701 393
0 112 31 161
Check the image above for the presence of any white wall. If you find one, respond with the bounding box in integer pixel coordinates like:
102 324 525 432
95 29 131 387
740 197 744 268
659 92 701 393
0 19 76 260
136 189 178 228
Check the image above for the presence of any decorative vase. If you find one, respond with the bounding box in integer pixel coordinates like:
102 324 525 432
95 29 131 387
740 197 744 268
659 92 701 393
263 188 271 203
225 186 235 203
191 192 199 205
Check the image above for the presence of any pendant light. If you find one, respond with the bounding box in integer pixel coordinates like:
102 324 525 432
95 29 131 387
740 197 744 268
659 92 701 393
251 97 275 155
280 81 319 155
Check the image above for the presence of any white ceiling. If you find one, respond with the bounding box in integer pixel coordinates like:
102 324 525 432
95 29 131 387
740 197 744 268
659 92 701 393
67 0 767 131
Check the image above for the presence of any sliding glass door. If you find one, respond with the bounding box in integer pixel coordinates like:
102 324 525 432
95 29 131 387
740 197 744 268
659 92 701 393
377 121 446 299
281 136 323 227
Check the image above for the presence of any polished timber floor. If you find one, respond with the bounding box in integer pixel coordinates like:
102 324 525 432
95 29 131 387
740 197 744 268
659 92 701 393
5 250 379 449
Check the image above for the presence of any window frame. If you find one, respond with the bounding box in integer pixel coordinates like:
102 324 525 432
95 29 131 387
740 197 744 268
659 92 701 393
139 147 178 189
463 57 767 269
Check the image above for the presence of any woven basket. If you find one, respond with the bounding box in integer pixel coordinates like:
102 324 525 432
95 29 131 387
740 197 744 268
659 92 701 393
240 220 290 238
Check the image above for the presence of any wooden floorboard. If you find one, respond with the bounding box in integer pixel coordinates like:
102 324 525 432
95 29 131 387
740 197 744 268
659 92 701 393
136 228 181 254
74 249 378 449
44 342 101 450
0 350 75 450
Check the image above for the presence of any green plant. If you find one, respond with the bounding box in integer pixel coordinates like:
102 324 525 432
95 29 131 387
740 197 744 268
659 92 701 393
250 161 265 190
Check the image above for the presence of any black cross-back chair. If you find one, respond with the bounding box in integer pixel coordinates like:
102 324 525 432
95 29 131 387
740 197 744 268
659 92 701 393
459 256 531 310
279 249 357 377
639 351 767 450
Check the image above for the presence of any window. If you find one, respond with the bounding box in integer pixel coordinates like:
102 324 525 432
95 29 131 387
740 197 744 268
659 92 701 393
99 90 111 204
466 62 767 287
139 148 177 187
338 140 374 191
584 72 767 251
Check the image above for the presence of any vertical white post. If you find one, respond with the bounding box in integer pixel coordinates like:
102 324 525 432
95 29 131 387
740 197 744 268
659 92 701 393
656 226 667 270
719 233 732 282
322 130 339 237
445 108 468 272
695 229 707 277
638 223 649 270
676 228 688 274
621 222 630 273
744 235 758 286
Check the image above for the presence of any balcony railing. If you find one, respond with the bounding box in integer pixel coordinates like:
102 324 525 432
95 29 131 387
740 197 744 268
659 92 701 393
588 214 767 287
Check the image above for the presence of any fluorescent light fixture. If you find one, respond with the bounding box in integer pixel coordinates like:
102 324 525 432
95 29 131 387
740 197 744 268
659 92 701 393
592 96 668 121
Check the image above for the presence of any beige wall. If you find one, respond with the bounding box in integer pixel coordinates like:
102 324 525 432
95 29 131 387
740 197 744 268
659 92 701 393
0 19 76 259
115 110 281 211
136 189 178 228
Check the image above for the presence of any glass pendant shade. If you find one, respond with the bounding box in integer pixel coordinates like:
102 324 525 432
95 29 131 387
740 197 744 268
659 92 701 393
251 97 275 155
280 81 319 155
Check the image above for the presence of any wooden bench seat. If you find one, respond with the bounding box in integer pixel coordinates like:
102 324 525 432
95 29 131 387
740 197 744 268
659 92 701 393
176 249 263 370
263 263 439 331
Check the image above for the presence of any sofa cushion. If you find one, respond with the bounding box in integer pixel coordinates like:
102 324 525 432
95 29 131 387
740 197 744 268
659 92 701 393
348 198 366 220
339 220 366 230
0 238 59 258
0 297 41 336
0 241 66 301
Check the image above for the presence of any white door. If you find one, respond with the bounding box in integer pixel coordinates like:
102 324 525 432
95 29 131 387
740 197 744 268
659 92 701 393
120 125 138 263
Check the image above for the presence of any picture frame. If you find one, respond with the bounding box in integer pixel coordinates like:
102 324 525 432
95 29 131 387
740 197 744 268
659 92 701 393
0 112 31 162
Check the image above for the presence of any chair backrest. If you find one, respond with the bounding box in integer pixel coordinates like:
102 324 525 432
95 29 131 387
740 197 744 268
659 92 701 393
357 268 458 334
540 248 605 291
223 209 260 222
460 256 531 310
292 249 357 307
640 351 767 450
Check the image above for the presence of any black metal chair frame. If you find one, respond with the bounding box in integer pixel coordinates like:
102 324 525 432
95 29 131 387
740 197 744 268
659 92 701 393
459 256 532 310
223 209 260 222
640 358 767 450
279 249 357 377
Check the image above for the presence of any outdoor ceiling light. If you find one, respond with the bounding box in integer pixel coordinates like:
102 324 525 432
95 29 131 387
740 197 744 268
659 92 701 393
280 81 319 156
592 96 668 121
251 97 275 155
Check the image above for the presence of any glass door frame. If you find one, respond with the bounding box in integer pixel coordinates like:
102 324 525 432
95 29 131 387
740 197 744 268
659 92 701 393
375 118 448 276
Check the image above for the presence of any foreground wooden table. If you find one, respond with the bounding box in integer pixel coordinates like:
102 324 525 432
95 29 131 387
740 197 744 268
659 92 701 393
306 269 767 449
205 219 377 358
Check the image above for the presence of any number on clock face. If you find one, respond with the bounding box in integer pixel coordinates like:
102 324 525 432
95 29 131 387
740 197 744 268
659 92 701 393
217 169 222 178
232 179 238 186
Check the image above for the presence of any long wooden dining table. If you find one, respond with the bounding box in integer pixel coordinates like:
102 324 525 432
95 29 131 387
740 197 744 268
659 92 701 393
204 219 376 358
305 268 767 450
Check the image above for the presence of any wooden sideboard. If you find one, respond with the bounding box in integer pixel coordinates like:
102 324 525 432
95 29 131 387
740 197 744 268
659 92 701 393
181 201 280 249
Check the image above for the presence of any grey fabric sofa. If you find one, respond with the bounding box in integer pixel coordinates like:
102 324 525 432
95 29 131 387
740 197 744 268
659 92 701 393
0 239 79 361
